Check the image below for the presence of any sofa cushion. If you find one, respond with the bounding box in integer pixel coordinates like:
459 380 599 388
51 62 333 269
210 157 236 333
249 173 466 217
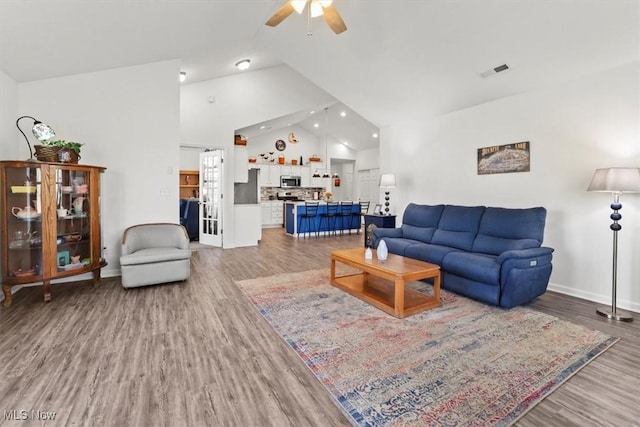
402 203 445 227
120 247 192 266
431 205 485 251
442 252 500 285
401 224 437 244
404 243 460 265
472 207 546 255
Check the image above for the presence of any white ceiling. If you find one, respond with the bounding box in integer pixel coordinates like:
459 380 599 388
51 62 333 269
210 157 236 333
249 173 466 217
2 1 637 151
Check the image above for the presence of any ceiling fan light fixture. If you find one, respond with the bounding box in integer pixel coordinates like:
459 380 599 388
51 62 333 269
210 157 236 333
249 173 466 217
291 0 306 14
235 59 251 71
310 1 324 17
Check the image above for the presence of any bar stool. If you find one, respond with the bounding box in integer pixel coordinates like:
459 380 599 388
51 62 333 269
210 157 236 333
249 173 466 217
298 201 319 238
338 201 354 235
355 201 370 234
320 201 339 237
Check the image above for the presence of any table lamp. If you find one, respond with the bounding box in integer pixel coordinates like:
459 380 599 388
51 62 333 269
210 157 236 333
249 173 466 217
16 115 56 160
379 173 396 215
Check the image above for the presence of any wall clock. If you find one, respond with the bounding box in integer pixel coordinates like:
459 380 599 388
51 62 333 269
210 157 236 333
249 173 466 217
275 139 286 151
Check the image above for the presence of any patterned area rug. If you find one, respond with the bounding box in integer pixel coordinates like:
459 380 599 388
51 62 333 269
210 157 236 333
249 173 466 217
237 269 618 427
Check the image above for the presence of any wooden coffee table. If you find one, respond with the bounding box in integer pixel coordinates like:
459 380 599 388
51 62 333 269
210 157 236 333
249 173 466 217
330 247 441 318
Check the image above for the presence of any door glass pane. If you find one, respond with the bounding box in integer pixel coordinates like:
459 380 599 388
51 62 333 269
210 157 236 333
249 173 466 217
5 166 43 278
55 167 92 271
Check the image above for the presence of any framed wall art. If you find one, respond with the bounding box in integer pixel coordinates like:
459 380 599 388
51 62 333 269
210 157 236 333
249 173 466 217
477 141 530 175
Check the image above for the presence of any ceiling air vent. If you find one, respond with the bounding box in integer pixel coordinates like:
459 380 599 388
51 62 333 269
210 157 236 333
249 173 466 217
479 64 510 79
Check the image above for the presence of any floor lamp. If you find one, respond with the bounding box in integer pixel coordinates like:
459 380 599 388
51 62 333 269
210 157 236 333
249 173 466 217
587 167 640 322
379 173 396 215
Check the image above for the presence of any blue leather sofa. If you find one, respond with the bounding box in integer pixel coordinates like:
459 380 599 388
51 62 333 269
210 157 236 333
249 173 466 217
179 199 199 241
372 204 554 308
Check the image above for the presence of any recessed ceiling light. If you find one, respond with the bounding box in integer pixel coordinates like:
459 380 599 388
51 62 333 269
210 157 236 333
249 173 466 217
310 110 316 114
259 125 267 130
314 123 319 128
340 111 346 117
235 59 251 71
179 71 186 83
373 133 378 138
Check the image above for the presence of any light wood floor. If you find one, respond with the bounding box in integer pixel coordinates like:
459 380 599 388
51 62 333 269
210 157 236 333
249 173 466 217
0 228 638 426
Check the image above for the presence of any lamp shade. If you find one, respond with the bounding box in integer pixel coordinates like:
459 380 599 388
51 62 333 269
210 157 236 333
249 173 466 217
379 173 396 188
587 168 640 193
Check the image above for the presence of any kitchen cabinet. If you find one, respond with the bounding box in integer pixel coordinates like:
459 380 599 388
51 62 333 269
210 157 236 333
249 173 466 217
258 165 281 187
234 145 248 183
260 200 284 227
1 161 106 307
271 201 284 225
300 166 310 187
179 169 199 199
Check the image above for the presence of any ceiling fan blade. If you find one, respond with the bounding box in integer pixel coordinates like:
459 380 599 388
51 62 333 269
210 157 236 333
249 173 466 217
322 4 347 34
265 2 296 27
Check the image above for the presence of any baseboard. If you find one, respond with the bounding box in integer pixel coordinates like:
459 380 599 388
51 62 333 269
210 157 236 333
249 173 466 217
547 282 640 314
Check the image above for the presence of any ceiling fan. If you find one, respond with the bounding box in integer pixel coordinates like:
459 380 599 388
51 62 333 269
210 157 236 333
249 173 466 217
266 0 347 35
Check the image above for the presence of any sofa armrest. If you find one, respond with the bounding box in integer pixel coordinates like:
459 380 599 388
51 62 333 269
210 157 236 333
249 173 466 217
372 228 403 248
372 228 403 239
497 247 554 265
498 247 554 308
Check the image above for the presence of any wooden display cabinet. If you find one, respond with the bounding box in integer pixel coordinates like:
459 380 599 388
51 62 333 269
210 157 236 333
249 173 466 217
1 161 106 307
179 169 200 199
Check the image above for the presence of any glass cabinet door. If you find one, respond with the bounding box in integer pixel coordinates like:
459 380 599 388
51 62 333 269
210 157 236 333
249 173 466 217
54 167 93 272
4 165 44 279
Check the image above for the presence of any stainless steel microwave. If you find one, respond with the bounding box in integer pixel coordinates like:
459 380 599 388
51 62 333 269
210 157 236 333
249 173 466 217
281 175 301 188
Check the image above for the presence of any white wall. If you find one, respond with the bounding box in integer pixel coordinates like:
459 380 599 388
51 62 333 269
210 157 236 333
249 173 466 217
180 64 335 247
19 60 182 276
0 71 19 160
180 146 204 170
355 148 380 172
380 62 640 312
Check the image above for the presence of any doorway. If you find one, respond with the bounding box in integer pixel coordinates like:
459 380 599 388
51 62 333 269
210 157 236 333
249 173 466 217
179 145 224 248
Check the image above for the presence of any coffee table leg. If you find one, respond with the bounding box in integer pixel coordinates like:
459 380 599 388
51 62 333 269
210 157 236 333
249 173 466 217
433 273 441 302
395 278 405 317
330 257 336 283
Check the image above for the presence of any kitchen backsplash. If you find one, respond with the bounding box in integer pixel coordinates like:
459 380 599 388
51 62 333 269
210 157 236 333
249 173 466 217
261 187 326 201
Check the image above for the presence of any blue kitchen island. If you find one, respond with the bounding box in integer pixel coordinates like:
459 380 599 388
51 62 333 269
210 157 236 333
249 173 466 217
285 201 361 236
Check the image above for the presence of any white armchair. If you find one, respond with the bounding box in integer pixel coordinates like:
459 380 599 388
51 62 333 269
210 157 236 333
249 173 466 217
120 223 192 288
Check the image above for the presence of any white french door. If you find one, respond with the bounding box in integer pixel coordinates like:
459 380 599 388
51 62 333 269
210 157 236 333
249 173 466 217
199 150 223 246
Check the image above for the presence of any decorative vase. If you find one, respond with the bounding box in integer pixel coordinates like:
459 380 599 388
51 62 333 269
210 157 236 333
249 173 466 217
365 247 373 260
377 239 388 261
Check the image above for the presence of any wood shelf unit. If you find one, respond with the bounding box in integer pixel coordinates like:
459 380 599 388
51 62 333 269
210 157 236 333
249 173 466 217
179 169 200 199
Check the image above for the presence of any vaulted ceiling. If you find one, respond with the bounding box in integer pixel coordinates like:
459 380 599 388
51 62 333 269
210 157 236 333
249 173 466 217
2 1 637 150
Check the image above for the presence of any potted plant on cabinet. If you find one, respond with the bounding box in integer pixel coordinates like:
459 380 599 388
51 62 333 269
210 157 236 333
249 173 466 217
35 139 83 163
